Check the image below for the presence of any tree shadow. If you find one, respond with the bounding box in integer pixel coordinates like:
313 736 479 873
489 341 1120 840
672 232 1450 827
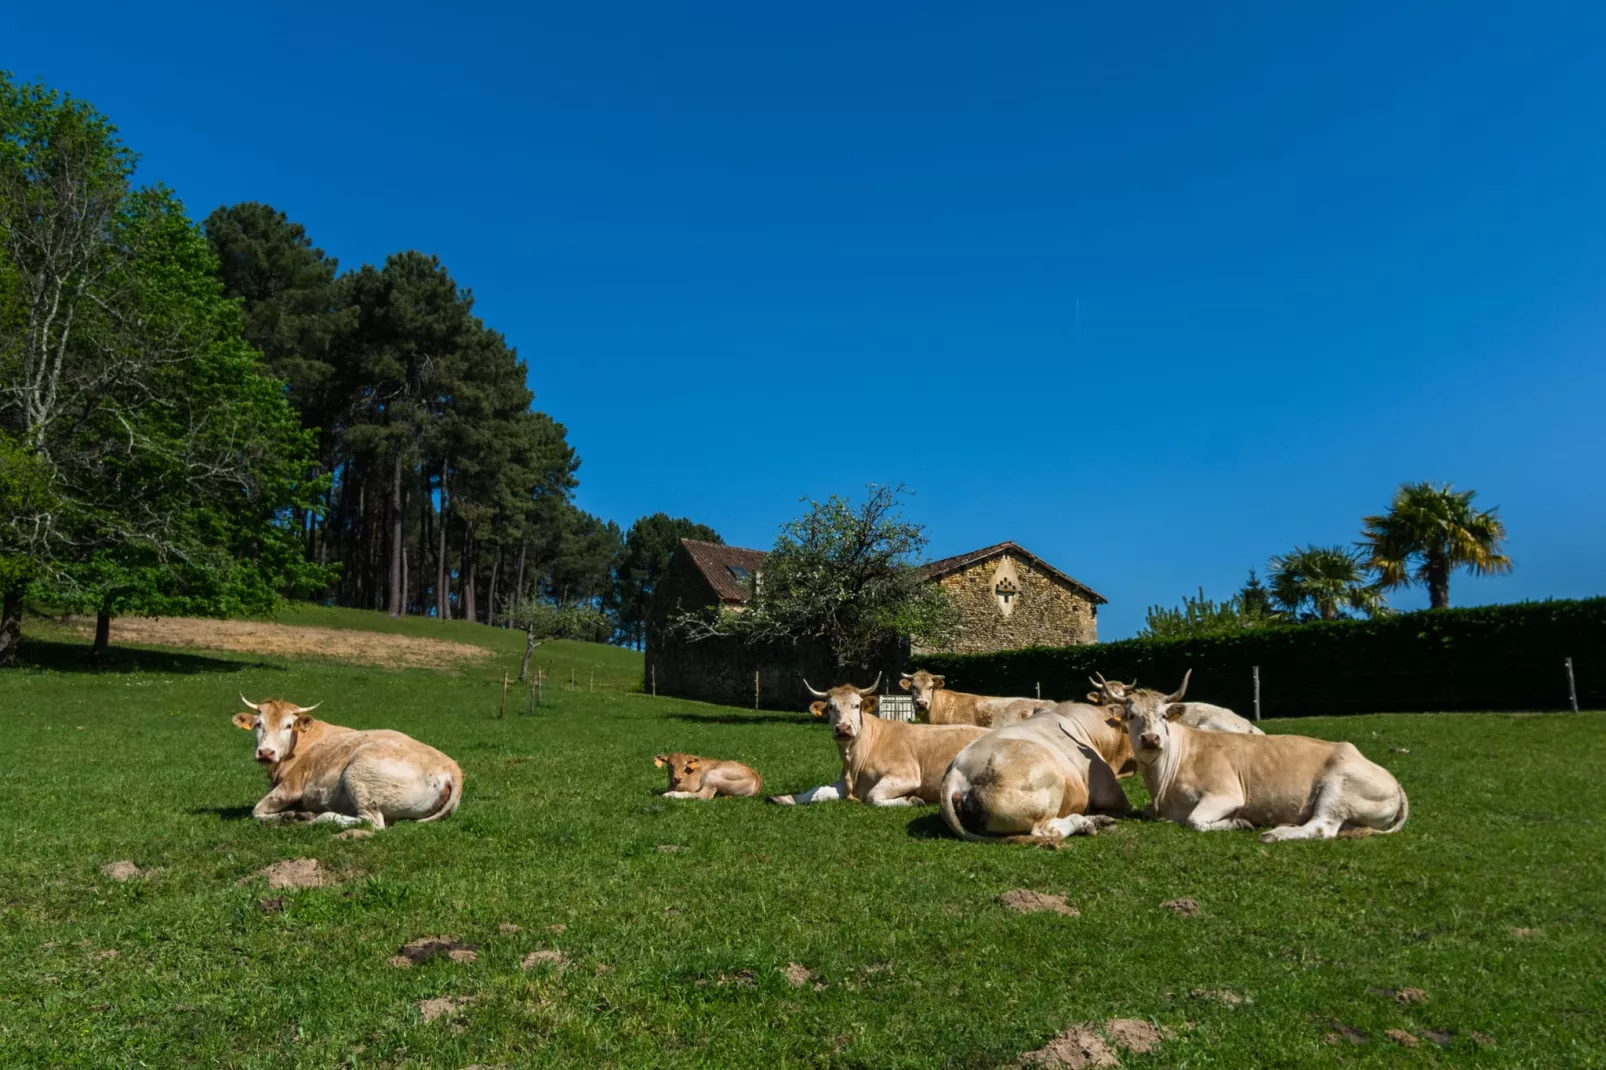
14 639 279 675
187 805 256 821
905 812 953 839
661 711 812 726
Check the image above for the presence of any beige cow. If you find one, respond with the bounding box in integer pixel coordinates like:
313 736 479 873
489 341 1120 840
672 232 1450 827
767 675 986 807
654 752 763 800
231 697 463 830
1114 672 1408 843
900 669 1054 728
939 703 1134 843
1088 673 1263 735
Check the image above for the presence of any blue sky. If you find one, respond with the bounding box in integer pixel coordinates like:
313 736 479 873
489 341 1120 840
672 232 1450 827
8 2 1605 638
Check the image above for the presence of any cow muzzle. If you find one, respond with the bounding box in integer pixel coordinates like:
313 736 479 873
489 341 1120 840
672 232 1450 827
256 748 277 763
1139 733 1161 750
832 724 856 740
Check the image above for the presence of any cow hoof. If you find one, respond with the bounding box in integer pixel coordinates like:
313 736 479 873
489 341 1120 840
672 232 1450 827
1090 815 1119 829
765 796 794 806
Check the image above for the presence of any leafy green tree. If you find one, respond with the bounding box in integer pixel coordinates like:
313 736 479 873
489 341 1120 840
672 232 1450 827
1140 582 1277 639
1268 545 1386 622
1360 482 1512 609
1238 568 1274 618
679 484 955 672
0 432 52 663
615 514 721 649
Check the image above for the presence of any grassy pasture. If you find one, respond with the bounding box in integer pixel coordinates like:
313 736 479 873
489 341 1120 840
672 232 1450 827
1 611 1603 1068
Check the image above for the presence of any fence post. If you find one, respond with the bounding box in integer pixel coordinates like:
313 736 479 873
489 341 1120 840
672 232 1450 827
499 672 509 720
651 665 657 698
570 667 576 692
754 669 760 710
589 671 594 693
1566 657 1579 714
1036 681 1041 699
1252 665 1262 722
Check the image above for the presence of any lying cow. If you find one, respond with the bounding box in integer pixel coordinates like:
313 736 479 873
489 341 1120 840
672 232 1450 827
900 669 1054 728
654 752 763 800
1114 671 1408 842
231 696 463 830
1088 672 1263 735
940 702 1133 843
767 674 986 807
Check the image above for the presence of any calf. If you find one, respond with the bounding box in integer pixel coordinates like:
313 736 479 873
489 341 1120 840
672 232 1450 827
654 753 762 800
1114 672 1408 842
767 675 986 807
940 703 1133 844
900 669 1053 728
231 696 462 830
1088 673 1263 735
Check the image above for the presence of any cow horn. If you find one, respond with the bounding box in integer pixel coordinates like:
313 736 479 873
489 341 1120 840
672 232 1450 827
1165 669 1192 703
1089 672 1107 689
239 694 260 711
293 702 322 715
858 672 883 694
802 679 829 698
900 672 914 679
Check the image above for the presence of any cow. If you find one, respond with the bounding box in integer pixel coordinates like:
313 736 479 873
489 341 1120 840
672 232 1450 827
1087 672 1263 735
653 752 763 800
899 669 1055 727
939 702 1134 844
766 674 987 807
1112 671 1409 842
231 696 463 830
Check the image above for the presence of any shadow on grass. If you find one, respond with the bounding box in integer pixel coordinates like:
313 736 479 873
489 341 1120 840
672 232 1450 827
661 711 812 726
905 812 953 840
188 805 256 821
15 638 279 675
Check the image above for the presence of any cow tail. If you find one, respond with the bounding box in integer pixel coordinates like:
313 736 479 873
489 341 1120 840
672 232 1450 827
1379 785 1409 834
418 772 462 823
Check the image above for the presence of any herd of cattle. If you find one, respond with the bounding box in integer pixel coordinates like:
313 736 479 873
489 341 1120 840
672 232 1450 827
231 668 1407 844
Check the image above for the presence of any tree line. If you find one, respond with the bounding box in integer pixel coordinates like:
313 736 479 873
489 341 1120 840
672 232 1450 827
1 72 718 663
1142 481 1512 639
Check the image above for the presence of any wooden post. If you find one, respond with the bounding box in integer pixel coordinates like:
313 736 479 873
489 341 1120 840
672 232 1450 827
1252 665 1262 722
527 671 536 715
537 672 543 709
570 667 576 692
499 672 509 719
754 669 760 710
589 671 594 693
1566 657 1579 713
1035 681 1041 699
651 664 657 697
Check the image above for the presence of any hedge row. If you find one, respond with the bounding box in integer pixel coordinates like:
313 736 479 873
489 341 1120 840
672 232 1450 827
920 598 1606 717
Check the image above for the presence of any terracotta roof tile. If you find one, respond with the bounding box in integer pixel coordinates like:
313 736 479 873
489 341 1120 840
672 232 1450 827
680 539 768 603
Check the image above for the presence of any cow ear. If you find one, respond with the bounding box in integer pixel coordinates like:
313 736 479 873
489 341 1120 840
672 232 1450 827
292 715 314 734
1165 704 1187 722
1104 706 1125 726
685 759 699 771
653 755 667 768
232 712 257 730
898 678 912 691
933 676 945 689
861 695 880 716
809 701 827 718
1086 691 1101 704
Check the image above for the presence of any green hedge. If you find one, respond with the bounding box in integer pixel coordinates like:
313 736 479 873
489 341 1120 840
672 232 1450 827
921 598 1606 717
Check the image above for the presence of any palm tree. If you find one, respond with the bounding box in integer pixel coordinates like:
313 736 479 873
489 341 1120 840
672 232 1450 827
1359 482 1512 609
1267 545 1386 621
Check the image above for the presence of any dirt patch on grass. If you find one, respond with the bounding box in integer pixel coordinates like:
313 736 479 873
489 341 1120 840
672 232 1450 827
1103 1019 1163 1054
521 950 567 969
256 897 284 914
390 936 478 968
253 858 332 890
999 890 1079 916
335 829 373 840
498 923 521 935
694 969 758 989
101 861 144 882
1019 1023 1119 1068
91 949 119 962
1190 988 1244 1006
69 616 492 670
1325 1020 1370 1044
1368 985 1428 1004
1511 927 1542 938
782 963 817 988
1386 1028 1420 1047
417 995 471 1022
1160 897 1200 917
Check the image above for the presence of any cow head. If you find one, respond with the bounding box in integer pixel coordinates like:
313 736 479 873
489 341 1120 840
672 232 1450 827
804 673 882 741
654 752 704 792
232 695 322 766
898 670 946 713
1110 671 1191 760
1086 671 1136 706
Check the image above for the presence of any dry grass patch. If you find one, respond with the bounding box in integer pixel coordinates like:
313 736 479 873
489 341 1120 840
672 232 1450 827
391 937 478 968
100 861 143 881
68 616 491 670
999 890 1078 916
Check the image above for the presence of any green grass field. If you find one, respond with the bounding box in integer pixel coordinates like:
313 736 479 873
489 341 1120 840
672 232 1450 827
1 609 1602 1068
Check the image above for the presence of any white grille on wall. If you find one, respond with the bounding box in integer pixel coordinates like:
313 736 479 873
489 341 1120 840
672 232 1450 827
877 694 918 722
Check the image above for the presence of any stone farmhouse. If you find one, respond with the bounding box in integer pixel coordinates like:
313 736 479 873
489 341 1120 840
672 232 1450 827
644 538 1104 708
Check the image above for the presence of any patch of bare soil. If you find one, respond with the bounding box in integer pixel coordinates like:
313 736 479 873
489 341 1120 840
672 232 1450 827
694 969 758 989
69 616 492 670
254 858 331 890
101 861 143 881
1368 986 1428 1004
1511 927 1541 938
1470 1031 1496 1048
1019 1024 1120 1068
521 950 567 969
546 923 568 934
1103 1020 1163 1054
417 995 471 1022
1422 1029 1453 1047
335 829 373 840
1386 1029 1420 1047
498 923 521 935
782 963 814 988
256 897 284 914
390 936 478 968
999 890 1079 916
91 949 119 962
1160 897 1200 917
1324 1020 1370 1044
1190 988 1244 1006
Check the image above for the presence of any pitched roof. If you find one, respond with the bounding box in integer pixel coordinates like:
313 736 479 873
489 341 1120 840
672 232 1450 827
922 540 1107 604
679 538 768 603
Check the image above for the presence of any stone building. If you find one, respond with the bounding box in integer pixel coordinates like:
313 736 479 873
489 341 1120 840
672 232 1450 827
644 537 1103 707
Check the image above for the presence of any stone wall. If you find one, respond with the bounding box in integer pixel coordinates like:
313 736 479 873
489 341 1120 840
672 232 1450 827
915 552 1097 655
